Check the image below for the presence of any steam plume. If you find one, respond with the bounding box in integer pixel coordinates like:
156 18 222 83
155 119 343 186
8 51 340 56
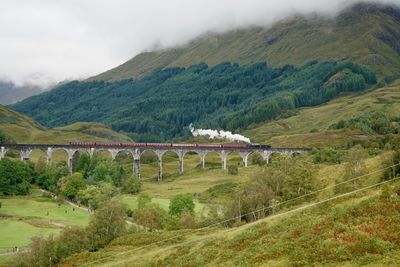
189 123 251 143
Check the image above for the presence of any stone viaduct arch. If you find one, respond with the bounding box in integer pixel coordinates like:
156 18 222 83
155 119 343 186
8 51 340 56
0 144 309 182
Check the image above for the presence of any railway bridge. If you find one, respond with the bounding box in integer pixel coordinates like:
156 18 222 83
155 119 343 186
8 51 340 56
0 143 310 182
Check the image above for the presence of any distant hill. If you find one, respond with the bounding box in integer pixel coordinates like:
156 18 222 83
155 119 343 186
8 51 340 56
0 105 131 144
0 81 41 105
89 2 400 82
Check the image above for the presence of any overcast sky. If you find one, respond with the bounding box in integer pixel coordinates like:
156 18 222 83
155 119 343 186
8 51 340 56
0 0 398 87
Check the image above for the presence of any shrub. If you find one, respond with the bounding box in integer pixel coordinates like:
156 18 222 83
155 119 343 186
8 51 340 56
134 204 167 231
228 164 239 175
169 193 195 217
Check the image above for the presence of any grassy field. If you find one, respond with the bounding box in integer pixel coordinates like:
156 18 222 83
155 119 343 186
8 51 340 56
0 189 91 256
0 197 90 226
0 220 60 253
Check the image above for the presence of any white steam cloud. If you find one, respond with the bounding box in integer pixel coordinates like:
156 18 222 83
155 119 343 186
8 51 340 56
189 123 251 143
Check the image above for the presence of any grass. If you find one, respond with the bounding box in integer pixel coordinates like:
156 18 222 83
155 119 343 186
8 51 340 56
244 80 400 147
59 178 400 267
0 189 91 259
138 153 255 199
0 190 91 226
122 195 207 215
0 104 131 144
0 220 60 254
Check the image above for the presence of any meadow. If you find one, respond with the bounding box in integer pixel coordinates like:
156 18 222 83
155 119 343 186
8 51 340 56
0 189 91 255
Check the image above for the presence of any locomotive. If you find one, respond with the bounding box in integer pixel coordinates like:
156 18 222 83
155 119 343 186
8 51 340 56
69 142 271 149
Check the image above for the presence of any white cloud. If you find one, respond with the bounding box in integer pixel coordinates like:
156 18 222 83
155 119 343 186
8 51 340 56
0 0 399 87
189 123 251 143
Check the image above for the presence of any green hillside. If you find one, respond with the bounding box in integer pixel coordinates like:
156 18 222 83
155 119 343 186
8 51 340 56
11 61 377 142
58 167 400 266
245 79 400 147
90 2 400 82
0 105 130 144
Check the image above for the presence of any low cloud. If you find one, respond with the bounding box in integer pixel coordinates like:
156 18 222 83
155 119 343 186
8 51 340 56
0 0 398 87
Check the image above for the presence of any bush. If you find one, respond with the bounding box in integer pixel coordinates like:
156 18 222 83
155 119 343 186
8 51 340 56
137 192 152 209
169 193 195 217
134 204 167 231
228 164 239 175
312 148 342 164
123 175 141 194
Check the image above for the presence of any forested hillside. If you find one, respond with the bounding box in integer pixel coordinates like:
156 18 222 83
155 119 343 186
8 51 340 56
90 2 400 82
12 61 376 141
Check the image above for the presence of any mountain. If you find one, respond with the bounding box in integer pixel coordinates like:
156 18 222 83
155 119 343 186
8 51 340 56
0 105 130 144
9 2 400 143
89 2 400 82
0 81 41 105
11 61 377 142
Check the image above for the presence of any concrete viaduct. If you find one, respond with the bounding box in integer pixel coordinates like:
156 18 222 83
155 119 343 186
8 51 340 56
0 144 310 182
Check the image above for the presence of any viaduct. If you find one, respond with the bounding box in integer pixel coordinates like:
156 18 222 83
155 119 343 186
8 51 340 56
0 144 309 182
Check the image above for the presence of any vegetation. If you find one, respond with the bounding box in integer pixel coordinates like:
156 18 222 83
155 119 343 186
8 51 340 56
0 159 36 195
0 104 130 144
330 111 400 135
13 61 376 141
169 193 195 217
244 79 400 147
11 200 126 267
89 2 400 82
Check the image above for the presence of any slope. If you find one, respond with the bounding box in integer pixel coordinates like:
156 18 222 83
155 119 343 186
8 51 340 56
0 105 130 144
59 172 400 266
90 2 400 82
11 60 377 142
245 79 400 147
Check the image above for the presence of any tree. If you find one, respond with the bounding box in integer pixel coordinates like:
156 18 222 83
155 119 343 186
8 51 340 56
73 153 92 177
0 130 7 143
225 155 317 223
0 158 35 195
87 199 126 250
134 204 167 231
335 145 368 193
36 162 68 192
382 149 400 181
228 164 239 175
60 172 86 200
169 193 195 217
12 235 58 267
56 226 90 259
89 160 126 187
123 175 141 194
137 192 152 209
76 182 117 210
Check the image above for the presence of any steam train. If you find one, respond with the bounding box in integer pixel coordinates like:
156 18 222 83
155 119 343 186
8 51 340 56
69 142 271 149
